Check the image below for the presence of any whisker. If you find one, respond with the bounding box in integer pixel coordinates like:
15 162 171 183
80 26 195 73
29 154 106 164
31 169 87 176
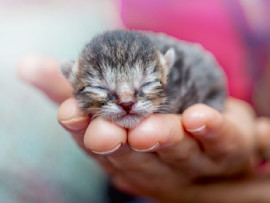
153 103 176 113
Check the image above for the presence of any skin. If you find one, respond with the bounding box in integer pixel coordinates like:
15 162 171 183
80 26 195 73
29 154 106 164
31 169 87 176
18 55 270 202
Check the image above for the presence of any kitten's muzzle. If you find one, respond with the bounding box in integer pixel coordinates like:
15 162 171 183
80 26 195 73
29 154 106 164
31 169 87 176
118 101 135 113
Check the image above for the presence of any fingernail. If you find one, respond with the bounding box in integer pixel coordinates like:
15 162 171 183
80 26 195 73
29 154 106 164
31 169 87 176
60 117 90 131
186 125 206 135
58 98 90 131
132 142 160 152
91 143 122 155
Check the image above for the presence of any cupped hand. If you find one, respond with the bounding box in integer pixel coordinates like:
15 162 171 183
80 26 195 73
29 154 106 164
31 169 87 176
57 97 267 202
18 56 270 202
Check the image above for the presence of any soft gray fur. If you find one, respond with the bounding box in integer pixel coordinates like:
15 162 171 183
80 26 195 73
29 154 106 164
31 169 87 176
146 32 227 112
61 30 227 128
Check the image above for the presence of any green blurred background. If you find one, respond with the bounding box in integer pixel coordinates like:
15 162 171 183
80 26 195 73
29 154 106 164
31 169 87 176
0 0 121 202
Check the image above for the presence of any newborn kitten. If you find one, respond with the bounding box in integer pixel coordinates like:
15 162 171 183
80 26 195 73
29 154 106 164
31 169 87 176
61 30 226 129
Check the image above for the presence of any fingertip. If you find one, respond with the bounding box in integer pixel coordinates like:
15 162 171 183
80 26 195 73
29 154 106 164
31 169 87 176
182 104 223 138
182 103 251 157
128 114 183 151
17 55 58 83
17 55 41 81
58 98 90 134
225 98 255 117
84 118 127 154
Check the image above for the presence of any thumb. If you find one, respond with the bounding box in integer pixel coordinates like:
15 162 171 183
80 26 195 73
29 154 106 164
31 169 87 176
17 55 73 104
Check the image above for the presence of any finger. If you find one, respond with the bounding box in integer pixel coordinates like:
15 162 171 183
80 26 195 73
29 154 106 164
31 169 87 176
256 117 270 160
57 97 122 175
128 114 183 152
182 100 256 159
83 118 128 155
57 98 127 156
128 114 200 164
111 161 180 201
128 114 221 178
57 98 91 156
83 116 181 192
107 149 182 197
57 97 90 137
17 55 73 104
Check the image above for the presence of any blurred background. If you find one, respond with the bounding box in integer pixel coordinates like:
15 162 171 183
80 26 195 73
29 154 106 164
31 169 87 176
0 0 122 202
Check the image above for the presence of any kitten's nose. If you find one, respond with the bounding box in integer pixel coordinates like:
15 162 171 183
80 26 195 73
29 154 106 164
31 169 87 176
119 101 135 113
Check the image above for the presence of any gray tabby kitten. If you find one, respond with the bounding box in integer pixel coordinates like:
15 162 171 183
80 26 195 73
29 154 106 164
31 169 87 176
61 30 226 129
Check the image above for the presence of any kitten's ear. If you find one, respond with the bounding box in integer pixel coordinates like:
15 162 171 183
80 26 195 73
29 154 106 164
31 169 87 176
164 48 175 68
60 60 76 83
161 48 175 74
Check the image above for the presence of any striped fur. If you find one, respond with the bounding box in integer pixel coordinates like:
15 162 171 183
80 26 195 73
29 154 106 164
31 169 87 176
61 30 226 128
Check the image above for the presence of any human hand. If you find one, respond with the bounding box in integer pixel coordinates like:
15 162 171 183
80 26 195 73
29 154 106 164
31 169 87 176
18 56 270 202
56 98 270 203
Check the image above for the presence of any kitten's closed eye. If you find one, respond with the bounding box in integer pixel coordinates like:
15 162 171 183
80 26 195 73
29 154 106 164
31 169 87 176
80 86 109 93
141 81 153 88
135 81 162 97
140 80 161 91
141 80 161 87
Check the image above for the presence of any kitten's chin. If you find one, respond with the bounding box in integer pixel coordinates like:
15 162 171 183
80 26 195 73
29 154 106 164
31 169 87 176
114 115 146 129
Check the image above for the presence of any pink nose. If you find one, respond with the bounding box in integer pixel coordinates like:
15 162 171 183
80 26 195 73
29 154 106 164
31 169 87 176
119 102 135 113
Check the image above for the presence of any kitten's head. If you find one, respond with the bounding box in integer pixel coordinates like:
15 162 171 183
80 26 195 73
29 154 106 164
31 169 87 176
61 30 175 128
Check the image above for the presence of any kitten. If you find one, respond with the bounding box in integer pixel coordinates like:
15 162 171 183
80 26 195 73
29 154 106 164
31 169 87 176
61 30 226 129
